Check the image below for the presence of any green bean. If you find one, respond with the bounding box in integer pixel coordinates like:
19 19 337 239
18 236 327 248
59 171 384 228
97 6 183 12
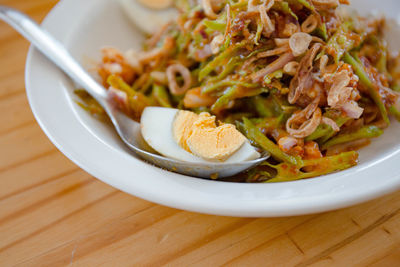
305 124 332 141
107 75 135 96
176 32 191 52
199 41 246 81
314 23 328 41
74 90 106 118
253 96 282 118
306 116 350 142
242 118 303 166
264 151 358 182
253 96 274 118
321 125 383 150
389 106 400 122
275 1 298 20
326 22 355 63
318 116 351 144
207 56 242 83
254 22 263 45
392 84 400 92
203 20 226 33
202 80 258 94
229 0 247 9
264 70 283 84
210 85 237 112
343 52 390 124
152 84 171 108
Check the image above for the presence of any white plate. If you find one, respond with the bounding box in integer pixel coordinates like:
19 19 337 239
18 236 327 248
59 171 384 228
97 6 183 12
25 0 400 217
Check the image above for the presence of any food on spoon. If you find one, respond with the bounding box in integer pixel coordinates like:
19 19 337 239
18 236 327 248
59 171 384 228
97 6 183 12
140 107 260 162
76 0 400 182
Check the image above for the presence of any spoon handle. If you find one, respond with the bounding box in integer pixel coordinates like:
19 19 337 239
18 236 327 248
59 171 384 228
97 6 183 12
0 6 108 107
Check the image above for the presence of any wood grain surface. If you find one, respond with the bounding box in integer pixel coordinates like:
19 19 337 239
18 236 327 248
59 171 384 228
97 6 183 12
0 0 400 266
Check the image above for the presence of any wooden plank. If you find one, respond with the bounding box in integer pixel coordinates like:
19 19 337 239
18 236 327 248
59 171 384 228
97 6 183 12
309 213 400 266
0 123 56 171
15 204 175 267
0 151 77 200
0 37 30 80
180 216 314 267
0 176 121 266
0 92 35 135
368 246 400 267
3 193 155 266
0 71 26 100
225 234 305 267
287 193 400 266
71 213 251 266
0 169 86 221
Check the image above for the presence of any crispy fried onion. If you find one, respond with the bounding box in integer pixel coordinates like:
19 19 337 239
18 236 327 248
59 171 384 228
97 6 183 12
319 55 329 74
301 14 318 33
327 70 351 107
166 64 192 95
287 107 322 138
210 34 224 54
201 0 218 19
283 23 299 37
251 52 295 82
321 117 340 131
258 1 275 36
275 38 289 47
288 43 322 104
289 32 312 57
247 0 258 11
248 0 275 35
286 85 322 138
283 61 299 76
257 45 290 58
145 22 171 49
224 3 231 39
242 56 258 70
327 70 364 118
311 0 339 10
341 100 364 119
247 0 273 11
278 136 298 153
136 37 174 64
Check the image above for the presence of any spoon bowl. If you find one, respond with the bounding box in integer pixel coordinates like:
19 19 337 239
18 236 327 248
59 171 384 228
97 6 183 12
0 5 269 178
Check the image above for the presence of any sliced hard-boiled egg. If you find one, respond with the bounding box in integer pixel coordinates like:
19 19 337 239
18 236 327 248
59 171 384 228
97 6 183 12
119 0 179 35
140 107 261 163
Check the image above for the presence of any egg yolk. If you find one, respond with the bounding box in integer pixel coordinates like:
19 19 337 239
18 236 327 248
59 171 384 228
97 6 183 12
172 111 246 161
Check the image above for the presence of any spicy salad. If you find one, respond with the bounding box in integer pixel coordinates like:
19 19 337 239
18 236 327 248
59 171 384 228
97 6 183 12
76 0 400 182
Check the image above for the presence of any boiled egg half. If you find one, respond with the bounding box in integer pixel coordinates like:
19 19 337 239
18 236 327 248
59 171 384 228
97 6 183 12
140 107 261 163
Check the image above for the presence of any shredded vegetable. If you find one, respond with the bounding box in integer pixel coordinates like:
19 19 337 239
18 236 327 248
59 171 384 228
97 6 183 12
76 0 400 182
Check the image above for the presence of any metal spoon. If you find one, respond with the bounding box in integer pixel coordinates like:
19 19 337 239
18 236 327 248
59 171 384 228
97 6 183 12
0 6 269 178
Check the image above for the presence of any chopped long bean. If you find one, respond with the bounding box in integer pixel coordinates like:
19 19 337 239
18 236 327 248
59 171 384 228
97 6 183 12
344 52 390 124
242 118 303 166
321 125 383 150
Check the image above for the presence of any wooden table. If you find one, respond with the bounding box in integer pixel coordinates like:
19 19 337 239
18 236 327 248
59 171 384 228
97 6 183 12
1 0 400 266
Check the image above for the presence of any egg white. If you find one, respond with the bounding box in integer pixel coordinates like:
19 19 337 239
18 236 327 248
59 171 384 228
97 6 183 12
140 107 261 163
